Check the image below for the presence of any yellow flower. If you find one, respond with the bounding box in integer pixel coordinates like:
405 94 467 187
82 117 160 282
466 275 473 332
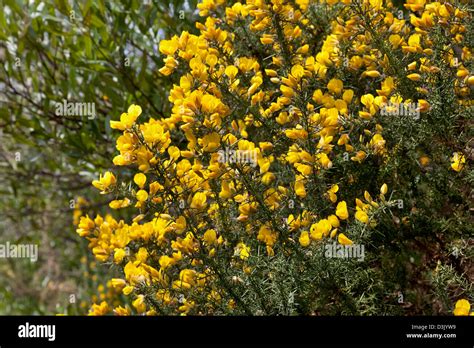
377 77 395 96
114 248 126 263
88 301 110 316
225 65 238 80
342 89 354 103
132 295 147 314
419 156 430 167
407 61 417 71
159 38 179 56
450 152 466 172
76 215 95 237
453 299 471 316
110 104 142 130
158 57 178 76
200 132 221 152
280 85 295 98
203 229 217 245
134 173 147 189
178 299 195 314
364 70 381 78
172 216 187 234
338 233 353 245
179 269 197 287
92 171 116 193
355 210 369 224
136 190 149 202
114 306 131 316
109 198 131 209
237 242 250 260
291 64 305 79
404 0 426 12
190 192 207 210
299 231 311 247
328 215 340 228
327 184 339 203
141 122 167 145
467 76 474 86
159 255 175 270
128 104 142 118
418 99 430 112
336 201 349 220
123 286 134 296
310 219 331 240
317 153 332 169
257 225 277 247
295 179 307 198
136 247 148 263
359 111 373 120
407 73 421 82
327 78 343 95
285 128 308 140
110 278 127 290
380 183 388 195
168 146 181 161
351 151 367 163
295 163 312 176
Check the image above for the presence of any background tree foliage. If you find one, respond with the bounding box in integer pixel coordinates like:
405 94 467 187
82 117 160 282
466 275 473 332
0 0 198 314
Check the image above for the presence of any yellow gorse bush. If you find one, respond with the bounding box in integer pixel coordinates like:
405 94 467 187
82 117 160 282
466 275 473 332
79 0 472 315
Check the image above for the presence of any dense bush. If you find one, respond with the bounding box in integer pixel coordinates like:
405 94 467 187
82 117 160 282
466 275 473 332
78 0 473 316
75 0 473 316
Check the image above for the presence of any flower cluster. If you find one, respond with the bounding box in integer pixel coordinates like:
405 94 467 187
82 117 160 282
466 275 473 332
78 0 472 315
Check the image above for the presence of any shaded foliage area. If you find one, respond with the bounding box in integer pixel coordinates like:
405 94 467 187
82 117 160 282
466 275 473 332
0 0 198 314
